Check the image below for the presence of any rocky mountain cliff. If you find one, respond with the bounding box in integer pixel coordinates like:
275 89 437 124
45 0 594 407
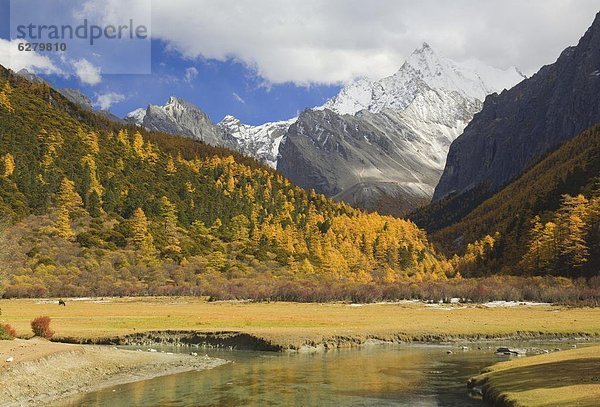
279 44 524 215
217 116 294 168
125 98 293 168
125 96 224 146
434 13 600 201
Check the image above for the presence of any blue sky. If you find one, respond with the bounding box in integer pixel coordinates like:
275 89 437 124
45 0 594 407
0 0 340 125
1 0 598 125
37 40 341 124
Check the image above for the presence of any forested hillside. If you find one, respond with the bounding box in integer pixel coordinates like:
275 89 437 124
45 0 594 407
0 66 454 298
423 123 600 279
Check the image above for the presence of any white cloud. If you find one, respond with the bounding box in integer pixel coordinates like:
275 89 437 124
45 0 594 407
0 39 63 74
73 59 102 86
70 0 600 85
184 66 198 82
156 74 180 85
232 92 245 104
94 92 125 110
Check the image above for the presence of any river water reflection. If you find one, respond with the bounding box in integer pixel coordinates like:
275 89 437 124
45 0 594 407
59 341 581 406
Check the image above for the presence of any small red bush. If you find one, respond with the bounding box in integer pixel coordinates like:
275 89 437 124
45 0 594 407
3 323 17 338
31 316 54 339
0 323 17 339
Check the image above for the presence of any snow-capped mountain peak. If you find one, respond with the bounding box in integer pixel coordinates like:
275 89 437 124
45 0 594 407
124 98 295 168
322 43 525 115
219 115 242 127
217 116 296 168
399 42 481 97
124 96 189 126
280 42 527 214
321 77 374 115
403 42 445 76
400 44 525 101
125 107 147 125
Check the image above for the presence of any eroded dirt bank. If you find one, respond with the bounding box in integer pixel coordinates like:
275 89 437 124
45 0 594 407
55 330 599 352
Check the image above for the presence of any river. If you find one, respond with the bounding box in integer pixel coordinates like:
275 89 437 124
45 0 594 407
56 341 581 406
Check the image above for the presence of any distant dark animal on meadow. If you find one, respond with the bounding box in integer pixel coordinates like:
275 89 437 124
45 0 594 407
58 299 66 307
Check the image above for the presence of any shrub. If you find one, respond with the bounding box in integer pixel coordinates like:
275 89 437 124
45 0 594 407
31 316 54 339
0 323 17 340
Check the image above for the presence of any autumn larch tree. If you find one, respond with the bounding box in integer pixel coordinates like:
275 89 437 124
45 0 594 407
129 207 156 260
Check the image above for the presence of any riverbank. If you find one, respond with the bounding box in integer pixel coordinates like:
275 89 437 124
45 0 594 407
1 297 599 350
0 338 228 407
469 345 600 407
61 329 599 352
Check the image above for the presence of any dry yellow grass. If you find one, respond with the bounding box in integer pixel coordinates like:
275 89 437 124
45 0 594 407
471 345 600 407
1 297 599 348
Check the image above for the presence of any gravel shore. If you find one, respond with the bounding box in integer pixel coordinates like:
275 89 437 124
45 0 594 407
0 338 228 406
